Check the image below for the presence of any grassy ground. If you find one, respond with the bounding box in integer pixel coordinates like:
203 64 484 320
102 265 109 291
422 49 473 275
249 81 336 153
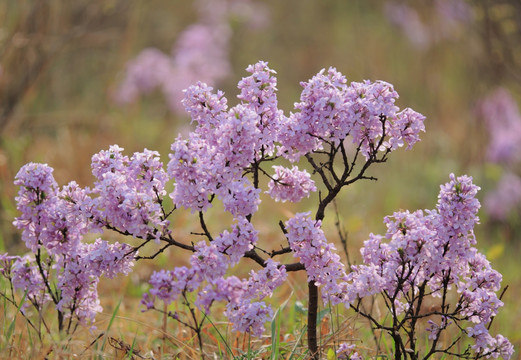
1 0 520 358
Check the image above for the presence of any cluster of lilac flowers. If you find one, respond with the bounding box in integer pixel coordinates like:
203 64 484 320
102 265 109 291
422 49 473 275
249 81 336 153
336 343 362 360
478 88 521 221
89 145 170 241
113 0 269 114
285 213 348 305
344 174 513 359
142 256 287 337
4 163 135 327
277 68 425 162
479 88 521 165
384 0 473 50
267 166 316 203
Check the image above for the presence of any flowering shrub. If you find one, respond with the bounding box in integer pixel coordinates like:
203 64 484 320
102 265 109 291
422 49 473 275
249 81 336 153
1 60 512 359
345 174 513 359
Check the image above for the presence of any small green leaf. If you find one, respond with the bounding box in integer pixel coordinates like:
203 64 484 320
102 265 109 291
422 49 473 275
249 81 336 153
327 347 336 360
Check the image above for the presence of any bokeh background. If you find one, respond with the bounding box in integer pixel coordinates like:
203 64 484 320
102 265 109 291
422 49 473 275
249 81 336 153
1 0 521 357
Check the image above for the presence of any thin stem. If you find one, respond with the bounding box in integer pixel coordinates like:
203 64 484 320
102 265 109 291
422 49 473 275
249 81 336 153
135 243 171 260
305 154 333 192
0 290 41 338
182 292 205 360
198 211 213 242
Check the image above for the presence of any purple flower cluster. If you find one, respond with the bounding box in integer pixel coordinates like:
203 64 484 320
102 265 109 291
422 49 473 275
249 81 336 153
267 166 316 203
467 323 514 358
277 68 425 161
344 174 513 359
13 163 61 252
384 0 473 51
7 162 136 326
336 343 362 360
142 267 198 308
237 61 282 157
484 172 521 221
56 239 134 325
9 255 50 310
285 212 348 305
168 105 261 215
143 257 286 337
479 88 521 164
478 88 521 221
217 259 287 336
213 217 258 265
90 145 170 241
201 260 287 337
114 0 269 114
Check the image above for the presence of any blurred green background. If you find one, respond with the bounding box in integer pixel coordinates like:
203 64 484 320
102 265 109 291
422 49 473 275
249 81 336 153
1 0 521 356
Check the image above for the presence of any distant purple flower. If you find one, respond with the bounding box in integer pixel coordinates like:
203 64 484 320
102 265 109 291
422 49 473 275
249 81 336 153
384 2 430 50
113 49 173 104
434 0 473 38
384 0 473 50
478 87 521 164
484 172 521 220
114 0 269 114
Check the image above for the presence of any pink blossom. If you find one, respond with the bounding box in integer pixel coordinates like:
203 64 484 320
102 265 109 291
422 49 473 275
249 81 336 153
479 88 521 164
484 172 521 220
285 212 348 305
213 217 258 265
267 165 316 203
